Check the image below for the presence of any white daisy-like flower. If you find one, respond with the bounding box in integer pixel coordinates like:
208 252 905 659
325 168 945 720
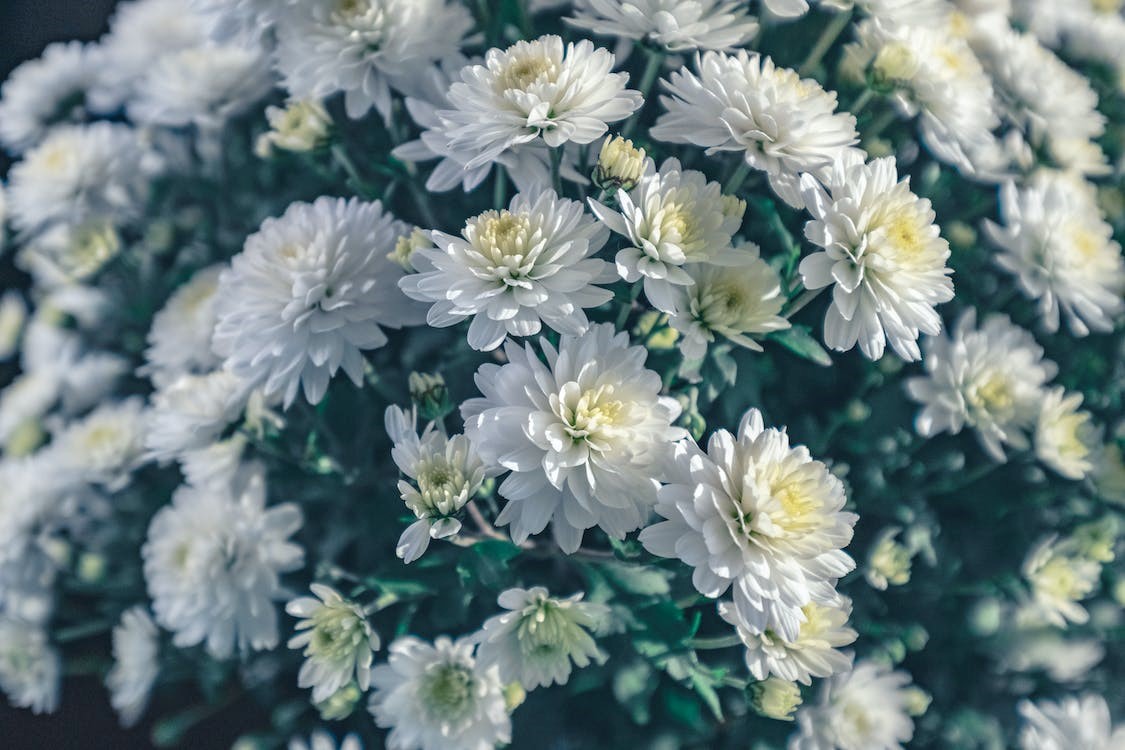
143 265 225 386
1035 388 1100 481
474 586 608 689
429 35 642 172
289 730 364 750
567 0 759 52
666 243 790 379
143 464 304 658
369 635 511 750
128 43 274 132
640 407 857 641
1021 534 1100 628
47 397 147 491
845 20 999 175
798 155 954 362
589 158 747 313
720 596 856 685
788 660 920 750
905 310 1058 462
106 606 160 728
385 405 490 563
462 323 685 553
1018 694 1125 750
6 123 151 236
400 189 614 351
0 618 60 715
211 197 425 407
0 42 99 155
144 370 250 464
274 0 474 122
287 584 380 703
652 50 860 208
984 172 1124 337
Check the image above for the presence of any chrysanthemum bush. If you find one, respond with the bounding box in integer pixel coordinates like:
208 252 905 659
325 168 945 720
1 0 1124 748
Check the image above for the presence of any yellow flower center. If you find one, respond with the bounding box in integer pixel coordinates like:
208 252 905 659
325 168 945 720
497 52 558 92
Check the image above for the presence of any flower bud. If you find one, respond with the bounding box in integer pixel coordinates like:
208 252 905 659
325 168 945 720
316 682 363 720
593 136 646 193
750 678 802 721
255 99 332 157
409 371 453 422
390 227 433 271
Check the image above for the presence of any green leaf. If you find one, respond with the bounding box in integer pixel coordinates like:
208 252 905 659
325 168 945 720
613 660 658 725
599 560 672 596
690 670 725 722
770 326 833 367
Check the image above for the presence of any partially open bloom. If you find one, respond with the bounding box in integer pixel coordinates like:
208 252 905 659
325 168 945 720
106 607 159 727
568 0 759 52
369 636 510 750
592 135 646 194
799 155 954 361
256 99 332 157
474 587 608 689
463 323 685 552
865 527 913 590
640 408 856 641
287 584 380 703
1018 694 1125 750
400 190 614 351
1035 388 1099 480
1022 534 1101 628
751 677 803 721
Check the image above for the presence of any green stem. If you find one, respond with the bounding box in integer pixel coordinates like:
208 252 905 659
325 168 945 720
725 161 752 195
784 286 826 319
615 281 643 328
549 147 563 195
863 108 898 141
689 634 743 650
799 9 853 76
56 620 111 643
332 144 369 196
849 87 876 117
493 165 509 209
623 49 666 138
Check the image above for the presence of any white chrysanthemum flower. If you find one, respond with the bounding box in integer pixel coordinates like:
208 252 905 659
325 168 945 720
762 0 950 23
15 219 122 287
0 371 58 450
1035 388 1099 480
211 197 425 407
287 584 380 703
666 244 790 378
256 99 332 157
788 660 919 750
905 311 1058 462
846 20 999 175
568 0 759 51
720 596 856 685
91 0 210 113
6 123 150 236
431 35 642 172
289 730 364 750
385 405 490 563
462 323 685 553
400 190 614 351
143 465 304 658
143 264 224 386
128 43 274 131
652 51 859 208
798 155 954 361
985 172 1124 336
369 636 511 750
274 0 474 122
145 370 249 463
1022 534 1100 628
188 0 298 40
1000 632 1105 684
640 407 856 641
1018 694 1125 750
474 586 608 689
0 291 27 361
864 526 913 590
589 158 747 313
0 42 99 155
0 618 60 715
47 397 147 490
106 606 160 728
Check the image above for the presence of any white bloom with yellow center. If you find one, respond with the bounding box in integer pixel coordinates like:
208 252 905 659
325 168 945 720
256 99 332 157
48 397 147 491
474 586 608 690
864 526 913 590
640 407 857 642
368 636 510 750
463 323 686 553
275 0 474 122
652 51 860 208
431 35 642 172
106 606 159 728
985 171 1124 337
590 158 747 313
0 618 60 715
287 584 380 703
1018 694 1125 750
385 405 491 563
568 0 759 52
143 264 224 386
721 595 856 685
1035 388 1100 480
906 310 1057 462
799 155 954 362
1022 534 1101 628
16 219 122 287
400 190 614 351
0 41 99 155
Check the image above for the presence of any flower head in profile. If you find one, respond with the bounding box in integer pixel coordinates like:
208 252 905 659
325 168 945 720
799 155 954 361
640 407 856 642
143 264 225 386
369 635 510 750
474 587 608 690
287 584 380 703
0 41 99 155
0 618 60 715
212 197 425 407
400 190 614 351
1035 388 1099 481
568 0 759 52
462 323 685 552
1021 534 1101 628
1018 694 1125 750
106 607 159 728
865 526 913 590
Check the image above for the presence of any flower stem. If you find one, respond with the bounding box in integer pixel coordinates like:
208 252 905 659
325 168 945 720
615 281 643 328
799 9 854 77
784 286 826 319
623 49 666 137
725 161 752 195
549 147 563 195
466 500 508 541
850 87 876 117
688 634 743 650
493 165 508 209
863 108 898 141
